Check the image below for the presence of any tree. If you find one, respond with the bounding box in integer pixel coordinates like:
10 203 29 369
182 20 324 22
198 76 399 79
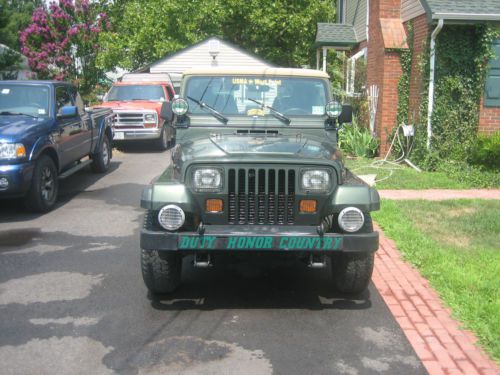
20 0 110 95
97 0 335 71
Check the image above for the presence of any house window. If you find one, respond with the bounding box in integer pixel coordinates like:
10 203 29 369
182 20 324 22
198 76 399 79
485 39 500 107
346 48 367 96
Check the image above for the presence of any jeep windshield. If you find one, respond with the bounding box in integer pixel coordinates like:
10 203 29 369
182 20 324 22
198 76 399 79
184 76 329 118
105 85 165 102
0 84 49 117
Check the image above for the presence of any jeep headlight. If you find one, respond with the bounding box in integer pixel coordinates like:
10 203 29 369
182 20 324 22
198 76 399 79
192 168 223 192
0 143 26 160
301 169 331 192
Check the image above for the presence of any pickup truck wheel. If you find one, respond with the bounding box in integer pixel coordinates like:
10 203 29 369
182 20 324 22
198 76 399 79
155 126 169 151
331 213 375 294
91 136 111 173
141 249 181 294
25 155 59 212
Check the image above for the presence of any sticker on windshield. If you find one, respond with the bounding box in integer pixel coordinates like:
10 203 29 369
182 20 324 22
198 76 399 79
312 106 325 115
1 88 10 94
232 78 282 86
38 109 46 115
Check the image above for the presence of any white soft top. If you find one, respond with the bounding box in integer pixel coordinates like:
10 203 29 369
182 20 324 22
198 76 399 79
183 67 329 79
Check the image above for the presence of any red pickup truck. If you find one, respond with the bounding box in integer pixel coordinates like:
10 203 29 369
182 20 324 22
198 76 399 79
98 73 176 150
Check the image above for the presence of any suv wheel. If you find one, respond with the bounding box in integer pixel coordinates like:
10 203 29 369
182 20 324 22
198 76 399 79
141 249 181 294
155 126 168 151
25 155 59 212
91 136 111 173
331 213 375 294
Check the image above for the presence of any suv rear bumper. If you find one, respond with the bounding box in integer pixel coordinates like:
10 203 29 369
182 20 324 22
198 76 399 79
113 128 161 141
141 225 379 253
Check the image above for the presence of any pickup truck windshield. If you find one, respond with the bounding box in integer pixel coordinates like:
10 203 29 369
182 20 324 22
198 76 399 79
0 84 50 117
106 85 165 102
185 76 328 116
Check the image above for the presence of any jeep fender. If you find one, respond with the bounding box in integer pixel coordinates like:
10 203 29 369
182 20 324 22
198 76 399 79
328 185 380 213
141 184 197 212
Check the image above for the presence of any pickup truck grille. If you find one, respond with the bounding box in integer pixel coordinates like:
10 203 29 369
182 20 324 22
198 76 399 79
114 112 145 127
228 168 295 225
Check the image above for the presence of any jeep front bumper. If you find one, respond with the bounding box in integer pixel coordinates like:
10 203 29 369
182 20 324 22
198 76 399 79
141 225 379 253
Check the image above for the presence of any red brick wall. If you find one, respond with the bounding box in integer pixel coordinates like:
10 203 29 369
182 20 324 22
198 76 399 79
366 0 404 155
406 14 429 124
479 98 500 135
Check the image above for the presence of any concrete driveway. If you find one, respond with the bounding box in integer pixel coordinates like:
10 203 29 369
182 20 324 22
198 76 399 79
0 147 425 375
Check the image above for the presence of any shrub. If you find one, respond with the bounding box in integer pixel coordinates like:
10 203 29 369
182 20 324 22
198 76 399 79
338 118 379 158
469 132 500 171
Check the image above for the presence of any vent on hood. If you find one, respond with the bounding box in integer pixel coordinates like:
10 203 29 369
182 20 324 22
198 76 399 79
236 129 279 135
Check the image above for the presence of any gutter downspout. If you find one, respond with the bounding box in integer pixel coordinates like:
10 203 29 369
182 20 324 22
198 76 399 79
427 18 444 149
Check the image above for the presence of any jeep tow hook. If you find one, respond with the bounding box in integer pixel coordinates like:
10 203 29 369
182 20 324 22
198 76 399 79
193 253 212 268
308 254 327 268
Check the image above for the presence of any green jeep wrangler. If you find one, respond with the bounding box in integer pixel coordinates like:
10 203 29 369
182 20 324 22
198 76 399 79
140 67 380 295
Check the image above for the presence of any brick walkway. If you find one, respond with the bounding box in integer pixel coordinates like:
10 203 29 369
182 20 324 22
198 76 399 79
379 189 500 200
372 226 500 375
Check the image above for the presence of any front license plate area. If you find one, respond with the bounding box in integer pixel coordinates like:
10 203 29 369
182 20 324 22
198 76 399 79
178 235 342 251
113 132 124 140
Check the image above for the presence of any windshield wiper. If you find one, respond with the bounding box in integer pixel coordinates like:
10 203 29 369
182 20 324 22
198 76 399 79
187 96 228 124
248 98 290 125
0 111 38 119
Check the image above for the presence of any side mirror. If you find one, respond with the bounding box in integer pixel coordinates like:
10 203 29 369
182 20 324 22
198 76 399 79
96 94 104 101
160 101 173 122
338 104 353 124
58 106 78 119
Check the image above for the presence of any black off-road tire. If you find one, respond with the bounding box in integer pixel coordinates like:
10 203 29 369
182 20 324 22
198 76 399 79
332 213 375 294
155 125 169 151
141 211 181 294
25 155 59 213
91 135 111 173
141 249 182 294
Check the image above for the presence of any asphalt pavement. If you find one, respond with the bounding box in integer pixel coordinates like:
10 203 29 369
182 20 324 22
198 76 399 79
0 146 426 375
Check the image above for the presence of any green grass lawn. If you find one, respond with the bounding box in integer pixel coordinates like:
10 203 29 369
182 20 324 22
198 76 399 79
373 199 500 362
344 158 500 189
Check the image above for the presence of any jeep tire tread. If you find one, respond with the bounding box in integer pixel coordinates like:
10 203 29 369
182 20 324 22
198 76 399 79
25 155 59 213
141 211 181 293
332 213 375 294
141 249 181 294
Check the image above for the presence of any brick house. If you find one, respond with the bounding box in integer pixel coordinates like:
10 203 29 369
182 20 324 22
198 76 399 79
314 0 500 154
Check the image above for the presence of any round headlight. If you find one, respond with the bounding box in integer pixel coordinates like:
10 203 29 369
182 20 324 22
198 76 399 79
325 100 342 118
172 98 188 116
158 205 185 231
144 113 156 122
338 207 364 232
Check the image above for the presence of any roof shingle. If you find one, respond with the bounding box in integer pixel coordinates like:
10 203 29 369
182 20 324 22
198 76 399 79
315 23 358 47
421 0 500 21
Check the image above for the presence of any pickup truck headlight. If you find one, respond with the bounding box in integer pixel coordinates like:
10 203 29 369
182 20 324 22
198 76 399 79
0 143 26 159
143 113 157 123
301 169 331 192
192 168 223 192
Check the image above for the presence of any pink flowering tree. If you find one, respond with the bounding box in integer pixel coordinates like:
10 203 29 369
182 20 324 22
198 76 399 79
20 0 111 96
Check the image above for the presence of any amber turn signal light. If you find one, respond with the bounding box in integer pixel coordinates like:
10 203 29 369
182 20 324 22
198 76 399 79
206 199 223 212
299 199 317 213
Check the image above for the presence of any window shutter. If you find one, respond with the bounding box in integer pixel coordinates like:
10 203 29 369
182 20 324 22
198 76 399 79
485 39 500 107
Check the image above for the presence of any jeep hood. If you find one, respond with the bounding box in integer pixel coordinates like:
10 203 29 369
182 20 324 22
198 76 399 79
175 133 337 163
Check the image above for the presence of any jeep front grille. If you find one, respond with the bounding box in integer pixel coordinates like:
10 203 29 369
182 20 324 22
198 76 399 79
228 168 295 225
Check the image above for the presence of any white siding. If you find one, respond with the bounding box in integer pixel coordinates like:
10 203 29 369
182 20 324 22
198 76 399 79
401 0 425 22
150 38 271 75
